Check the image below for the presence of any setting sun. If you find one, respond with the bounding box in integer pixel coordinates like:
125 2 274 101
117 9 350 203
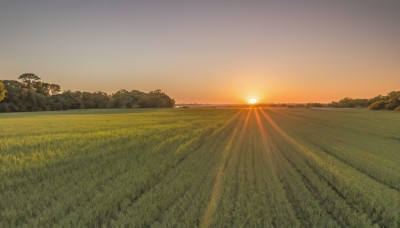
248 98 258 104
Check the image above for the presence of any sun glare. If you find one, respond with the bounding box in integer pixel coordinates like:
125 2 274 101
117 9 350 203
248 98 258 104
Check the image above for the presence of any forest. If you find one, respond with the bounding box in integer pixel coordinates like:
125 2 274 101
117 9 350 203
0 73 175 112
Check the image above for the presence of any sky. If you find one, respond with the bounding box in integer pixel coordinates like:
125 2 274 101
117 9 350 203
0 0 399 104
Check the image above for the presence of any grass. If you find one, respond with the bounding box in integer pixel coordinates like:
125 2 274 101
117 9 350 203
0 108 399 227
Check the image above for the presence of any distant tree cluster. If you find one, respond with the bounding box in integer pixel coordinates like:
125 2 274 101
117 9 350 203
328 91 400 111
328 97 369 108
366 91 400 111
0 74 175 112
304 91 400 111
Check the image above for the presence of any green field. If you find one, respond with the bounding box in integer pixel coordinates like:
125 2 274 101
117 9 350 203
1 108 399 227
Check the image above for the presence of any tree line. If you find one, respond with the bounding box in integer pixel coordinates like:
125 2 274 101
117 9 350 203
0 73 175 112
305 91 400 111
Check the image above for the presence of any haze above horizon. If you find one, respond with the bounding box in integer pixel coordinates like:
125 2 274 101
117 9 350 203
1 0 399 104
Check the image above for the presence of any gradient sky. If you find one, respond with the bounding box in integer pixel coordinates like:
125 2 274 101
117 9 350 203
1 0 399 103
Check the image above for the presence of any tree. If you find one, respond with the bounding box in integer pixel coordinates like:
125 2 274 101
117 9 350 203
368 101 386 110
33 82 60 96
34 82 50 95
386 98 400 110
0 81 7 101
49 84 61 95
2 80 22 101
18 73 41 88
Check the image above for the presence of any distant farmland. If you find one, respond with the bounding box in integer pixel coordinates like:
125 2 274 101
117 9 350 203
0 108 399 227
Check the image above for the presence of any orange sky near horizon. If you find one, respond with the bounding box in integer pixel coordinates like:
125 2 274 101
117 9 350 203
1 1 399 104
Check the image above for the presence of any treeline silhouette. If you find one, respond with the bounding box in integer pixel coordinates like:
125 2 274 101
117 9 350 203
0 73 175 112
305 91 400 111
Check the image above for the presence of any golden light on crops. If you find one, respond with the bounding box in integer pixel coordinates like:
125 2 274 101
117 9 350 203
248 98 258 104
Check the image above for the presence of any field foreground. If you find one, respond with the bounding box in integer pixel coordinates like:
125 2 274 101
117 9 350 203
0 108 399 227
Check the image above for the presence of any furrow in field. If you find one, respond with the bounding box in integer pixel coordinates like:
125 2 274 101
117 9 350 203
270 109 400 192
266 127 372 227
262 110 374 227
146 111 246 226
260 108 400 227
229 109 269 226
210 121 246 226
148 118 244 227
62 111 244 227
0 126 195 192
164 110 249 226
253 109 302 226
109 110 245 227
1 110 240 226
8 130 196 226
200 111 247 228
310 142 399 191
256 108 339 227
211 109 261 226
268 108 400 190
